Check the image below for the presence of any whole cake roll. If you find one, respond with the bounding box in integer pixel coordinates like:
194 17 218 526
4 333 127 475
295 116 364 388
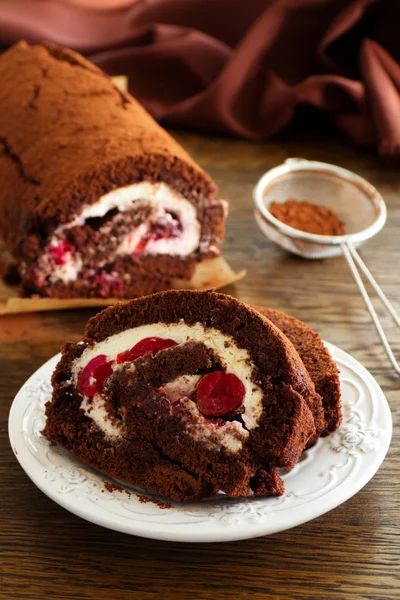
0 42 227 298
45 290 330 501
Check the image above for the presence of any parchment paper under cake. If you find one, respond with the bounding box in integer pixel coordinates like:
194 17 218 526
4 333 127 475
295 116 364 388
0 253 245 314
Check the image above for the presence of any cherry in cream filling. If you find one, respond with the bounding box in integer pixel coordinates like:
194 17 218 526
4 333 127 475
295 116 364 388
77 337 246 420
194 372 245 417
47 211 183 265
47 240 76 266
132 211 183 254
73 322 263 451
32 183 203 285
40 209 186 285
115 337 177 365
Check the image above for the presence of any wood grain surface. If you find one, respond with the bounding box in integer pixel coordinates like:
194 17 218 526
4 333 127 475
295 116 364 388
1 121 399 600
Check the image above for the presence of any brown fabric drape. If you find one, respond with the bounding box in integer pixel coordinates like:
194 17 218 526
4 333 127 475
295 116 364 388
0 0 399 155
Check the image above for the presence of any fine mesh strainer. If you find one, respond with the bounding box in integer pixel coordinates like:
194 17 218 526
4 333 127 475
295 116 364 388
253 158 400 374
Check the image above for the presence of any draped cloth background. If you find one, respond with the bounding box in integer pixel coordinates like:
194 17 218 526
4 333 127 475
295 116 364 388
0 0 399 156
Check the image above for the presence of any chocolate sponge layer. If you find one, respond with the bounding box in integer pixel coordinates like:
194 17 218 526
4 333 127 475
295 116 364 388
254 306 342 436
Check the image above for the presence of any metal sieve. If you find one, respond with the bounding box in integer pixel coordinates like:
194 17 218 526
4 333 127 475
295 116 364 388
253 158 400 374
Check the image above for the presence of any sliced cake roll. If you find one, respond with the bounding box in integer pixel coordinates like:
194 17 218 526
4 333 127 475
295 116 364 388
0 42 226 298
45 290 324 501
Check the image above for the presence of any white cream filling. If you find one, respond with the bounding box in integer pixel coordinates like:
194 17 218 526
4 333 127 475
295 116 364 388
73 322 263 445
161 375 249 452
42 182 202 284
49 255 83 284
161 374 201 403
75 182 201 257
81 394 122 438
180 399 248 453
69 182 193 224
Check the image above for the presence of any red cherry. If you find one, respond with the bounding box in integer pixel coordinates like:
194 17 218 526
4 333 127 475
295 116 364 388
195 372 245 417
77 354 114 397
48 240 75 265
91 272 124 298
135 212 183 253
116 337 177 364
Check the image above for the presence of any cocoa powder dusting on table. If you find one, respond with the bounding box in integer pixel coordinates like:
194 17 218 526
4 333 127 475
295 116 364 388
269 199 346 236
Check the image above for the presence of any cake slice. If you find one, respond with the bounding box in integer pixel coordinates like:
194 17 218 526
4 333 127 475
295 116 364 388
255 307 342 436
45 290 323 500
0 42 227 298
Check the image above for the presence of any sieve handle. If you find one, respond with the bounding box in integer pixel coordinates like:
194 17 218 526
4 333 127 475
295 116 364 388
341 241 400 374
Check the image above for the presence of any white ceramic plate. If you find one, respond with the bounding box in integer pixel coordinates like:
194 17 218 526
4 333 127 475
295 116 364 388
9 343 392 543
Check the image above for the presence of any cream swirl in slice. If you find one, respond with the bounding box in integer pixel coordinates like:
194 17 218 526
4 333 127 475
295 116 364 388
81 394 122 438
73 322 264 450
44 182 202 283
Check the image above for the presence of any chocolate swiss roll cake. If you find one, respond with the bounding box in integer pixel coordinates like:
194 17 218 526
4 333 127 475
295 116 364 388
0 42 227 298
45 290 327 501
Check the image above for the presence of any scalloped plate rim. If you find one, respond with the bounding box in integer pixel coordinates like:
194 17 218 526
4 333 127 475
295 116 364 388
8 342 392 543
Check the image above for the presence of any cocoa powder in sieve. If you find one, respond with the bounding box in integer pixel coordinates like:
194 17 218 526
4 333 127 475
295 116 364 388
269 199 346 236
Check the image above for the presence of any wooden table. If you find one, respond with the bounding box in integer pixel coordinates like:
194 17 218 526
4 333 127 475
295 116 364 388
1 124 399 599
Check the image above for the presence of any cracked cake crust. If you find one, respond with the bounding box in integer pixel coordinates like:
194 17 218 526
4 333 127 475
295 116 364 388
0 41 226 298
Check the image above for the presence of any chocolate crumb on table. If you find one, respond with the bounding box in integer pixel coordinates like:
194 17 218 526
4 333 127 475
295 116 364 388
269 199 346 236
